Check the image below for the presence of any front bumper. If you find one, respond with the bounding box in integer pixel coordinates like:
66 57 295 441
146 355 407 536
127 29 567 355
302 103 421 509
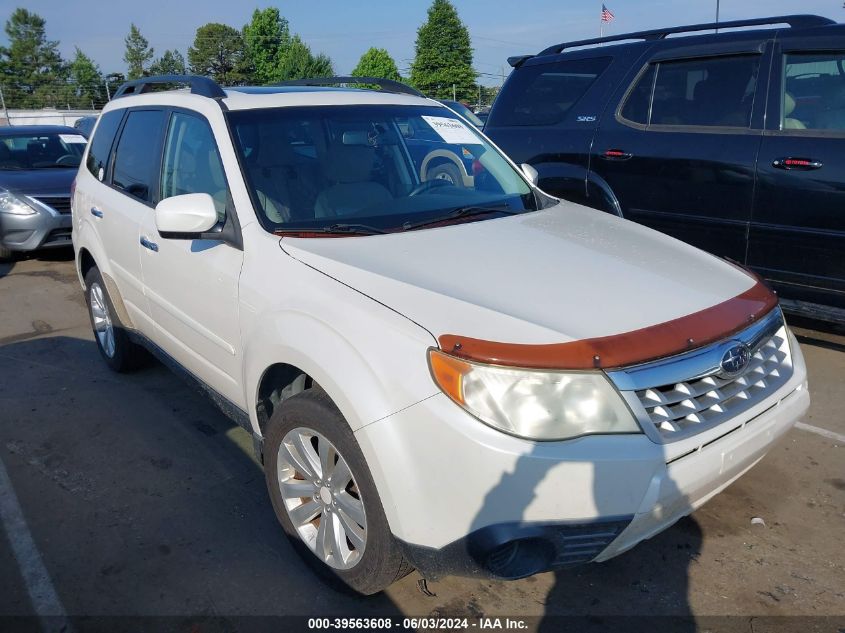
355 343 808 580
0 207 72 252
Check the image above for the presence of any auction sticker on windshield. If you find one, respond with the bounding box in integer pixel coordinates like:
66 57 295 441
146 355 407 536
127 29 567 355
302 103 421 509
59 134 87 144
421 116 479 145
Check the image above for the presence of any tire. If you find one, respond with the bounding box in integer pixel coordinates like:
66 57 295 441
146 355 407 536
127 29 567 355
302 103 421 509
264 388 413 595
84 267 146 372
428 161 464 187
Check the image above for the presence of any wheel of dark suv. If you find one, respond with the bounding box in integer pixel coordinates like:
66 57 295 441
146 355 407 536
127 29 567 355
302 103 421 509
84 267 145 372
428 161 464 187
264 388 413 595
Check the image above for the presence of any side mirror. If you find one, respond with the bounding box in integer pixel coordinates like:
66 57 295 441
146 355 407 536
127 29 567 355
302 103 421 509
521 163 539 186
155 193 219 238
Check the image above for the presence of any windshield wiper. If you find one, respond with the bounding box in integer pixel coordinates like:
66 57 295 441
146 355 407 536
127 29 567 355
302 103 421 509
401 205 519 231
275 222 386 236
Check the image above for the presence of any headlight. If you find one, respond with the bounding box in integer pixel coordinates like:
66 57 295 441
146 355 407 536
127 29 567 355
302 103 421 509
0 190 37 215
428 349 640 441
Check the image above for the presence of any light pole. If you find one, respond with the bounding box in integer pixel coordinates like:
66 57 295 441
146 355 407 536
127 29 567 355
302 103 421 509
716 0 720 25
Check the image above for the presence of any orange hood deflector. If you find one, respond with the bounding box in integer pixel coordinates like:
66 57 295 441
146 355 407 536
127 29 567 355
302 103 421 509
438 278 778 370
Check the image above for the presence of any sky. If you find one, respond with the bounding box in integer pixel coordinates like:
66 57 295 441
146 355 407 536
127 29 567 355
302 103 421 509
1 0 842 87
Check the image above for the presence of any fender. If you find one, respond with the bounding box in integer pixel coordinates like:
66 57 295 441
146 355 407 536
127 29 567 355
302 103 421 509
585 171 624 218
241 308 437 437
420 149 473 187
74 214 112 290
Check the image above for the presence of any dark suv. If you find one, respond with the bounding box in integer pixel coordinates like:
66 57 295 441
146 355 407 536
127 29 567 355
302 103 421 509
486 14 845 323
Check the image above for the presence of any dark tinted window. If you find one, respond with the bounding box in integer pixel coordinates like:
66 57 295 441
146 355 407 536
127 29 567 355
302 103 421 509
782 52 845 130
490 57 611 126
620 65 655 124
111 110 166 202
621 55 760 127
85 110 123 179
161 112 228 220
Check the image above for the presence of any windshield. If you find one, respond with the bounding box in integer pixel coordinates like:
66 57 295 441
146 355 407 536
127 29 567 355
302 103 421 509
0 132 86 170
228 104 541 235
440 100 484 128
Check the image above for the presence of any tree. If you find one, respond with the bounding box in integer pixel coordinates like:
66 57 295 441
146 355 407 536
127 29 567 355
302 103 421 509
409 0 476 100
69 47 105 108
0 8 65 108
188 23 247 85
351 48 401 81
243 7 290 84
242 8 332 83
123 23 153 80
150 49 186 76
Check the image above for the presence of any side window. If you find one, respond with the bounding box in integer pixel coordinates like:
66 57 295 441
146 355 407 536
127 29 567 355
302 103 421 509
620 55 760 128
782 52 845 131
489 57 611 127
111 110 166 203
160 112 228 220
85 110 123 180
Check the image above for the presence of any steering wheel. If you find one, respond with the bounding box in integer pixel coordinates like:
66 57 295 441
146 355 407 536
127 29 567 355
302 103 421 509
55 154 78 167
408 178 453 197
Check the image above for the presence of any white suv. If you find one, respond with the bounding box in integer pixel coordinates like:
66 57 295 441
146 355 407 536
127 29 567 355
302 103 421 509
72 75 810 594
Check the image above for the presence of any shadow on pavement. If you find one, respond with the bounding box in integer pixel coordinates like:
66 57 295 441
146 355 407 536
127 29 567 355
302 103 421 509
0 335 405 627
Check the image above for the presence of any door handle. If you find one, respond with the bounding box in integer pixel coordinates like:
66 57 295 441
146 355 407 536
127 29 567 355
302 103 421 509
139 236 159 252
90 207 103 218
772 157 823 171
600 149 633 161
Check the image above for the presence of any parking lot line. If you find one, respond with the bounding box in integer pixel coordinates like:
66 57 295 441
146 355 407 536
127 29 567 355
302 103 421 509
0 455 67 620
795 422 845 444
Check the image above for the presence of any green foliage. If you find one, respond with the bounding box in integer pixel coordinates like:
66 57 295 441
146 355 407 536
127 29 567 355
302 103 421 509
188 23 248 85
150 49 186 76
69 47 105 108
351 48 401 81
243 7 290 84
0 8 66 108
410 0 476 100
123 23 153 80
241 7 333 83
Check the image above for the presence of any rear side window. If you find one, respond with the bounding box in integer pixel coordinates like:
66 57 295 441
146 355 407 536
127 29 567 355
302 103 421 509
85 110 123 180
490 57 611 126
111 110 166 203
782 52 845 131
620 55 761 127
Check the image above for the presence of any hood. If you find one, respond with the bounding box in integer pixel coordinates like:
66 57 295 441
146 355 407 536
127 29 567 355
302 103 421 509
0 168 77 196
280 203 756 347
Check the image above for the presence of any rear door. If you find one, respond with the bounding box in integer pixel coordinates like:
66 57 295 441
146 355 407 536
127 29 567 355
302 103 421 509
590 40 772 262
750 35 845 315
92 108 167 329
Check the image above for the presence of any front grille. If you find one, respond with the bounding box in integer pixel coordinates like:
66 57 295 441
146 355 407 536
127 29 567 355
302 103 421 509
33 196 71 214
636 325 791 438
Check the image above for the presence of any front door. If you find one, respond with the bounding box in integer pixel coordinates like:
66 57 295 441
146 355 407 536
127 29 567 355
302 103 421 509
750 40 845 315
138 110 245 407
590 42 771 263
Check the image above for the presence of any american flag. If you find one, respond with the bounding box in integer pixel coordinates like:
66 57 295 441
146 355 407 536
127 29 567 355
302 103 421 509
601 4 615 23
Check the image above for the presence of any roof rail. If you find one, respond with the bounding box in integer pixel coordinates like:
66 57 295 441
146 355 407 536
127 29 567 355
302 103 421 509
274 76 424 97
523 14 836 62
113 75 226 99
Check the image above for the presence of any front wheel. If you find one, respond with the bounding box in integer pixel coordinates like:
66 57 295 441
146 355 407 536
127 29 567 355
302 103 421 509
264 389 412 594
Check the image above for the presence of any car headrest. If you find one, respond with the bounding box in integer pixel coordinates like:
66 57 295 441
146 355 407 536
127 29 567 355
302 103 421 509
784 92 796 117
323 144 375 183
256 125 297 168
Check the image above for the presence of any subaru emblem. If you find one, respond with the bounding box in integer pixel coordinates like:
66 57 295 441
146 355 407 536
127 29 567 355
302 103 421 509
719 342 751 378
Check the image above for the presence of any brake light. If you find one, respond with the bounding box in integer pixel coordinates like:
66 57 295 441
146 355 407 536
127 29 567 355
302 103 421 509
784 158 812 167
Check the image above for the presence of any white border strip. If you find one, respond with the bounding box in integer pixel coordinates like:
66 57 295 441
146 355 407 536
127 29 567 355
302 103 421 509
0 455 67 619
795 422 845 444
